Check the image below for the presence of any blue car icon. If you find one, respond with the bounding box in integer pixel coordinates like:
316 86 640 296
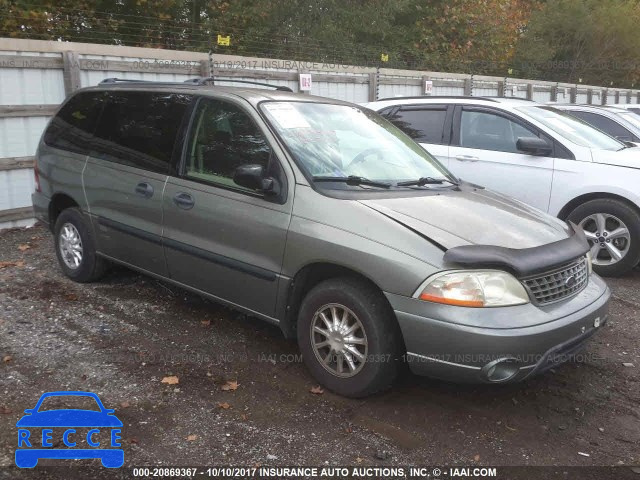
16 391 123 468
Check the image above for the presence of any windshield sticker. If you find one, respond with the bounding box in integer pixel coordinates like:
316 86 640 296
291 129 338 143
265 104 311 129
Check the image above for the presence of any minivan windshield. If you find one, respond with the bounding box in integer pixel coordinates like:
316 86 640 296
261 102 454 187
516 106 625 151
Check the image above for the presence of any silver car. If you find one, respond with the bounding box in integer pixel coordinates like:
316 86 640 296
32 79 610 397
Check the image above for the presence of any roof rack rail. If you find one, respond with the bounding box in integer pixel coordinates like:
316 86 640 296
99 77 294 93
99 77 189 86
184 77 293 92
375 95 498 102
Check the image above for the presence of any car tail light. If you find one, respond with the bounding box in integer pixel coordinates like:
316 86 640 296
34 163 41 192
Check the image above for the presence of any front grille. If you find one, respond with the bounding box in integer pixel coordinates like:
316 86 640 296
522 256 589 305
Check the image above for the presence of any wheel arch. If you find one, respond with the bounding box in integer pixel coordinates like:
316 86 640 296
557 192 640 220
48 192 81 232
279 262 395 340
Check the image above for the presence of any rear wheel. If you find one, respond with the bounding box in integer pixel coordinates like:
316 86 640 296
297 277 402 397
567 198 640 277
54 208 107 282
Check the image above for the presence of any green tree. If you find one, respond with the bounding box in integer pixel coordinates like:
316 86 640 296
513 0 640 86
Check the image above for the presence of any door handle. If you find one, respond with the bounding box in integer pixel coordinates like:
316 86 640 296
455 155 479 162
173 192 195 210
135 182 154 198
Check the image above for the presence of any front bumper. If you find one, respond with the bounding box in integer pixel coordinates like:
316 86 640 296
385 274 610 383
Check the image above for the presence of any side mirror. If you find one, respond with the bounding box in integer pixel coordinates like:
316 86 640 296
233 164 280 196
516 137 552 156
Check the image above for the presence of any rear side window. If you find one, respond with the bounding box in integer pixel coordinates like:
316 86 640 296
44 92 104 155
384 107 447 144
567 111 634 141
91 91 192 174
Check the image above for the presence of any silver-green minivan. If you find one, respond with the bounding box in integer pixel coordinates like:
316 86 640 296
32 79 610 397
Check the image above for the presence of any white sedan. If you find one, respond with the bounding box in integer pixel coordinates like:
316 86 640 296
365 96 640 276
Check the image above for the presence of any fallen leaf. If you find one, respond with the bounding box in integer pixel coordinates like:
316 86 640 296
474 454 480 461
310 385 324 395
161 376 179 385
17 244 31 251
186 434 197 441
120 401 130 408
0 406 12 414
64 293 78 301
129 437 139 444
0 261 20 269
241 414 248 421
505 425 517 431
356 457 364 464
217 402 231 409
221 380 239 391
2 355 12 363
201 319 211 326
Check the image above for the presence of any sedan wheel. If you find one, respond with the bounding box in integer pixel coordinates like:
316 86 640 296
567 198 640 277
579 213 630 266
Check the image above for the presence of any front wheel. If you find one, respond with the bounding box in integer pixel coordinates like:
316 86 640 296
567 198 640 277
297 277 402 398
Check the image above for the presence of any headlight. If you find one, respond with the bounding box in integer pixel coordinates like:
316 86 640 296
416 270 529 307
586 252 593 275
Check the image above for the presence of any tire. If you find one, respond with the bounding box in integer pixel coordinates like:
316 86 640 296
566 198 640 277
297 277 402 398
54 207 107 282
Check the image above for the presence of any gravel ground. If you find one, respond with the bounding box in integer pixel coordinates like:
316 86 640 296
0 224 639 478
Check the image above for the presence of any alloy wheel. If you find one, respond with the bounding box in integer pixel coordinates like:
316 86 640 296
310 303 368 378
59 222 84 269
579 213 631 266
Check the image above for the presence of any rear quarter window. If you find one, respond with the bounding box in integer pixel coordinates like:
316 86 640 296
44 92 104 155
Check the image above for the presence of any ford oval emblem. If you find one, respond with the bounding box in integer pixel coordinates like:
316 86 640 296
565 275 577 288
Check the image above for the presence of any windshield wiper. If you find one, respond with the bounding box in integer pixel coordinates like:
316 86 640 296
618 141 635 150
396 176 459 187
312 175 391 189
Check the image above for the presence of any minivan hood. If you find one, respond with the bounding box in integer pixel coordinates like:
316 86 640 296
591 146 640 169
360 187 571 249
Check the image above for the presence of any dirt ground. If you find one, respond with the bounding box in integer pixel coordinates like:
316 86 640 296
0 224 639 478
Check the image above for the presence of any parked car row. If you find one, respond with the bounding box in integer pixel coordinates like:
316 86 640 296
365 96 640 277
33 80 618 396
